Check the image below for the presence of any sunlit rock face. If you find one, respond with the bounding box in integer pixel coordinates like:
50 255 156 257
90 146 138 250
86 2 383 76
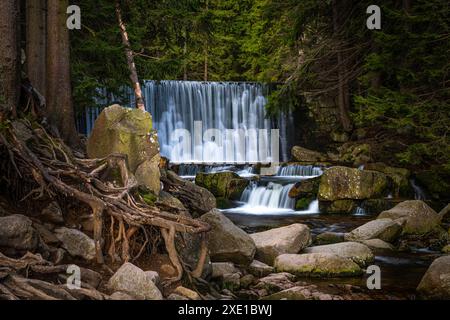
87 104 160 193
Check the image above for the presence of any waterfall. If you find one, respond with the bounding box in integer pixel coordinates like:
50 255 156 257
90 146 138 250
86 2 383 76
410 179 427 200
240 182 295 209
177 164 255 178
277 165 323 177
143 80 281 164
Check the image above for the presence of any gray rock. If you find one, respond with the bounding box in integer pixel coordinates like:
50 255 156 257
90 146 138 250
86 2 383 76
167 293 189 300
211 262 238 279
247 260 274 277
144 270 160 285
108 262 163 300
303 242 374 267
54 227 96 261
274 253 362 277
344 218 402 243
0 214 40 251
315 232 345 245
254 273 296 293
199 209 256 266
222 273 241 291
378 200 441 235
250 224 311 265
417 255 450 299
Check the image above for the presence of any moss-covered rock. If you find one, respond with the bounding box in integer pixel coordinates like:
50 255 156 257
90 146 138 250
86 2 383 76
87 105 160 193
377 200 441 235
315 232 345 245
195 172 249 200
295 196 315 210
274 253 362 277
337 143 372 166
291 146 327 162
318 166 388 201
303 242 374 267
319 199 357 214
364 162 412 197
344 218 402 243
288 177 320 198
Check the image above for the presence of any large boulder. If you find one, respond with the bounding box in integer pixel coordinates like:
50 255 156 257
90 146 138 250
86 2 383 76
54 227 96 261
319 199 356 214
377 200 441 235
303 242 374 267
344 218 402 243
417 255 450 299
108 262 162 300
161 170 216 217
195 172 249 200
87 105 160 193
0 215 40 252
274 253 362 277
250 224 311 265
199 209 256 266
291 146 327 162
318 166 388 201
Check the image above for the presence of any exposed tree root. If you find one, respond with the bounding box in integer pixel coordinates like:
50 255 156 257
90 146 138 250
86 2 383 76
0 118 211 284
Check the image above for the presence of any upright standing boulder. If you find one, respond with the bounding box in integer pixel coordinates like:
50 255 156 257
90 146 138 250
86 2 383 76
377 200 441 235
199 209 256 266
87 105 160 193
250 224 312 265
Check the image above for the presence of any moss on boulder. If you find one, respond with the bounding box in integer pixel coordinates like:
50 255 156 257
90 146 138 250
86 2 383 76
195 171 249 200
318 166 388 201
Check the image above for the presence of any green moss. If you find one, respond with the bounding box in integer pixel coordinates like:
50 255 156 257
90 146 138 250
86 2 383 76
139 189 157 205
295 196 314 210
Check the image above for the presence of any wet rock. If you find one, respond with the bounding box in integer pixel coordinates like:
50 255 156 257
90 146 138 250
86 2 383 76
377 200 441 235
303 242 374 267
320 199 357 214
291 146 327 162
288 177 320 198
344 218 402 243
199 209 256 266
274 253 362 277
108 262 163 300
250 223 311 265
195 172 249 200
417 255 450 299
315 232 345 245
87 104 160 193
211 262 239 279
247 260 274 277
261 286 309 300
40 202 64 224
318 166 388 201
54 227 96 261
0 214 40 252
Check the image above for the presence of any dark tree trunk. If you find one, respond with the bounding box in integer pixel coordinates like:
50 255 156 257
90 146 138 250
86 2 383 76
332 0 352 132
0 0 21 120
115 0 145 111
46 0 80 146
26 0 47 95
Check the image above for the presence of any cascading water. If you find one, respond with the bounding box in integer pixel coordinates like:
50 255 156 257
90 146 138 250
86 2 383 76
144 80 281 163
277 165 323 177
410 179 427 200
242 182 295 209
176 164 255 178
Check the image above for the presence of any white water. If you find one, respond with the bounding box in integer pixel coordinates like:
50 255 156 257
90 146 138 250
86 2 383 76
410 179 427 200
277 165 323 177
177 164 255 179
144 81 281 163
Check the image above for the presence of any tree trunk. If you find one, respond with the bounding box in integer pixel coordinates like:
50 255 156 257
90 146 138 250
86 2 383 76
0 0 21 120
26 0 47 95
332 0 352 132
115 0 145 111
46 0 80 146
